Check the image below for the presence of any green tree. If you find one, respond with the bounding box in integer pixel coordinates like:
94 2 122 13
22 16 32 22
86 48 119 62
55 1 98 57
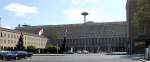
133 0 150 32
16 33 24 50
25 45 36 52
46 45 60 53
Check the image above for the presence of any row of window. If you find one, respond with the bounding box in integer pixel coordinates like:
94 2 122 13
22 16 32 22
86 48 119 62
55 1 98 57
0 39 45 46
0 32 46 42
58 37 128 46
0 39 16 44
0 31 47 48
58 33 126 38
58 31 126 35
0 32 19 39
24 36 46 42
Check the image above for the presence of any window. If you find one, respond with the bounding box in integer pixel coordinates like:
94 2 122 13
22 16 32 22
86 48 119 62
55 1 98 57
11 34 13 38
4 33 6 37
11 40 13 44
4 39 6 43
0 32 3 37
14 35 16 39
8 40 10 44
8 34 10 38
0 39 2 43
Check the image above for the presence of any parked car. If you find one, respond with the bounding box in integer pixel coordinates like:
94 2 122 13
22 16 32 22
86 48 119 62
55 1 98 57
106 52 128 55
14 51 33 58
0 51 18 60
77 50 82 54
11 51 26 59
82 50 88 54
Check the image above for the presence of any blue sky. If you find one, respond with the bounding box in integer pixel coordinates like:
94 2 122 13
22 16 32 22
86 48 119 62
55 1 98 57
0 0 127 29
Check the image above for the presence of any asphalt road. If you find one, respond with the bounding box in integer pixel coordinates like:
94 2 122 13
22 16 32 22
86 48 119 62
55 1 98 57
0 54 141 62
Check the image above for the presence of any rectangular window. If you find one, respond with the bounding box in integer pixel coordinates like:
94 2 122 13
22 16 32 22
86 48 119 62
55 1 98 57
0 32 3 37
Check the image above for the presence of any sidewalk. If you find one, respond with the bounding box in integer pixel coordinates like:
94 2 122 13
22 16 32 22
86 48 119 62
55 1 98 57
33 54 67 56
33 53 103 56
139 57 150 62
130 54 150 62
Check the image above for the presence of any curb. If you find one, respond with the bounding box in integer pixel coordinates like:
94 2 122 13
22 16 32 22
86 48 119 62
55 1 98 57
33 54 67 56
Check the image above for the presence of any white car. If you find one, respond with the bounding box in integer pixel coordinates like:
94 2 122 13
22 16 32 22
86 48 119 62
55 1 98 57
82 50 88 54
77 50 82 54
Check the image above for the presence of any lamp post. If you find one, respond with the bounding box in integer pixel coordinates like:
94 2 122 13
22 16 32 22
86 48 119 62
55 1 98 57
62 28 67 53
81 12 88 51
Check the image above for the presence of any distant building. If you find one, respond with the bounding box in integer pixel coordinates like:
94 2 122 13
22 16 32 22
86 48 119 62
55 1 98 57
0 27 48 50
16 22 128 53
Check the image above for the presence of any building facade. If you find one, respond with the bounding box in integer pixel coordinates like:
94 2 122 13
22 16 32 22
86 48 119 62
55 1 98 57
0 27 48 50
126 0 150 53
16 22 128 53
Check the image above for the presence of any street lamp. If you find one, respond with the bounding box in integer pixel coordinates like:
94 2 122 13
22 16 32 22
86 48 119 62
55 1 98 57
81 12 88 51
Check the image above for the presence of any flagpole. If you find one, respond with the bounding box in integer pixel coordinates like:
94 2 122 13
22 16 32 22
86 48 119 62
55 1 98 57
38 28 43 53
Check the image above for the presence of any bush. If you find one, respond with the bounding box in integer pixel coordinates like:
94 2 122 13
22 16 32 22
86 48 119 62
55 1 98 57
25 45 36 52
46 45 60 53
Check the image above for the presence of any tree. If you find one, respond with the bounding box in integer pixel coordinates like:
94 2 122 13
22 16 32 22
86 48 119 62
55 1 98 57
133 0 150 32
25 45 36 52
46 45 60 53
15 32 24 50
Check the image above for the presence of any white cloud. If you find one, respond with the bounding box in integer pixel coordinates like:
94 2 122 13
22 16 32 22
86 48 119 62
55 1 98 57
64 8 100 23
71 0 100 6
4 3 38 16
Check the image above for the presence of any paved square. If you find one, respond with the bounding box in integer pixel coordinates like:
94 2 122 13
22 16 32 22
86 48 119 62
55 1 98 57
0 54 141 62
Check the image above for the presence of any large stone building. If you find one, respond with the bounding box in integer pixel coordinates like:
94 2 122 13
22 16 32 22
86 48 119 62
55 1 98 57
0 27 48 50
16 22 128 53
126 0 150 53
